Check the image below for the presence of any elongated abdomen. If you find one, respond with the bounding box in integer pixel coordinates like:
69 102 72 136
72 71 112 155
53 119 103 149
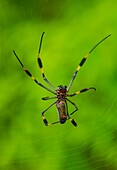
56 100 67 124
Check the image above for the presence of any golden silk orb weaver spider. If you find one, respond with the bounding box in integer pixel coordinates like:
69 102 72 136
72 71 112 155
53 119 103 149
13 32 111 127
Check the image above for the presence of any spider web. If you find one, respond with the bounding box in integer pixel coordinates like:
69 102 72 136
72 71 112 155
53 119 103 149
0 0 117 170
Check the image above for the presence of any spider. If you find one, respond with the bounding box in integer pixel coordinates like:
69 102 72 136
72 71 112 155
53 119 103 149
13 32 111 126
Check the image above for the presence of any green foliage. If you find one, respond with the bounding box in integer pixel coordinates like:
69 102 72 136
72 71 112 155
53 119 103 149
0 0 117 169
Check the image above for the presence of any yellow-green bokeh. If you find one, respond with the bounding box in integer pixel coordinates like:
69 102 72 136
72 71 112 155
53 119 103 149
0 0 117 170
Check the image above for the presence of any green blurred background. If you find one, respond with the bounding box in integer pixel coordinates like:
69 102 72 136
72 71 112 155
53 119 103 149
0 0 117 169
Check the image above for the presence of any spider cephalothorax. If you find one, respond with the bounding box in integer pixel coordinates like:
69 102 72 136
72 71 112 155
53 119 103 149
57 85 67 99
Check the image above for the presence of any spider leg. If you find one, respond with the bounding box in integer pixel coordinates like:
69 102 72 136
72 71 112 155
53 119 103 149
67 34 111 92
41 101 57 126
67 87 96 97
66 98 78 116
13 50 56 95
37 32 55 90
65 100 77 127
42 96 57 100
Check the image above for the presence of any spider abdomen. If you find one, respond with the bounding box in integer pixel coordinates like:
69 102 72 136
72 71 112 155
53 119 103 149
56 100 67 124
